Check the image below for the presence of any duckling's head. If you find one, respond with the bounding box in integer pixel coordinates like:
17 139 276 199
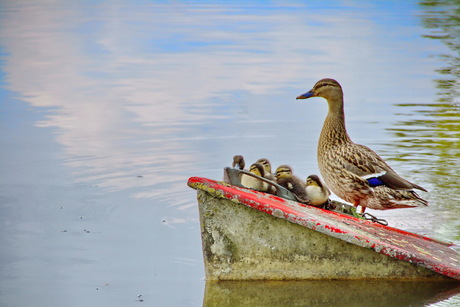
275 165 293 179
296 78 343 103
256 158 272 174
249 163 265 177
306 174 322 187
232 155 245 170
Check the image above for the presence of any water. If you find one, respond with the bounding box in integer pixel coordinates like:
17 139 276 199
0 0 459 306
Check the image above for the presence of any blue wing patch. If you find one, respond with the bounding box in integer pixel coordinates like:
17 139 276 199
367 177 385 187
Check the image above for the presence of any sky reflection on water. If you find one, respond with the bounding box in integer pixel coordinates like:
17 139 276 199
0 0 447 192
0 0 459 306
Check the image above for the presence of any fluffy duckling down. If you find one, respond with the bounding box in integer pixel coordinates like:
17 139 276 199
275 165 309 203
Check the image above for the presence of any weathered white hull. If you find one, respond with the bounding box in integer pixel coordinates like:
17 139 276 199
189 176 460 281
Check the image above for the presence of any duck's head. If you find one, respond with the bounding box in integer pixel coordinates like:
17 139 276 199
275 165 293 179
296 78 343 102
249 163 265 177
256 158 272 174
306 174 322 187
232 155 245 170
306 175 331 196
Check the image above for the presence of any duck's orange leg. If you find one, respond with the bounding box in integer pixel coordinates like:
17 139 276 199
353 200 366 213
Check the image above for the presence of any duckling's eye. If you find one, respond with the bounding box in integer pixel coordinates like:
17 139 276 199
261 161 268 166
276 169 289 176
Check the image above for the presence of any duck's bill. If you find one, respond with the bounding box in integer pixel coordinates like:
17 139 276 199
296 90 314 99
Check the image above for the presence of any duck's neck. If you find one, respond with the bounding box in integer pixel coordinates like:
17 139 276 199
318 98 351 152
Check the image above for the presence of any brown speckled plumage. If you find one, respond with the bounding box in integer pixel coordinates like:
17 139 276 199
296 78 428 212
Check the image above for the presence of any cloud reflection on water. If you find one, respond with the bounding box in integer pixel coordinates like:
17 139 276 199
0 1 446 198
1 1 459 306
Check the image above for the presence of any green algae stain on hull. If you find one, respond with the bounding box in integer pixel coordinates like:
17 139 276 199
197 190 449 280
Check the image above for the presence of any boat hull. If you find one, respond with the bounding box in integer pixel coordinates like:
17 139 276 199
189 177 460 280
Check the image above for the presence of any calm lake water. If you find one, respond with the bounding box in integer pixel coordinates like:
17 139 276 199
0 0 459 306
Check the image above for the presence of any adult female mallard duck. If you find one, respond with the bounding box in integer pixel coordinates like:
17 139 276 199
296 78 428 213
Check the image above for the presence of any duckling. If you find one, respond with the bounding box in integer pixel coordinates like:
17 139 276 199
256 158 275 180
232 155 245 170
275 165 309 203
255 158 277 194
296 78 428 213
224 155 246 184
240 163 270 192
306 175 331 207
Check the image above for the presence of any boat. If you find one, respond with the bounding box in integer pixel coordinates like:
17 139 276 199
188 172 460 281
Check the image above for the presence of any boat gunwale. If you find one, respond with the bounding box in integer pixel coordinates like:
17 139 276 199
188 176 460 281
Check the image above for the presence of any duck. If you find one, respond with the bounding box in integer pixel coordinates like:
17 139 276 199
224 155 246 184
232 155 245 170
240 163 270 192
256 158 275 180
296 78 428 213
256 158 277 194
306 175 331 207
275 165 310 203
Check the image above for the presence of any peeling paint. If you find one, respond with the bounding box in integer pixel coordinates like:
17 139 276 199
272 208 284 218
189 177 460 281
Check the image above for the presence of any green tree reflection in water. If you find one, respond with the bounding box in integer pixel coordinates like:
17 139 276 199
386 1 460 242
419 0 460 203
420 0 460 103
